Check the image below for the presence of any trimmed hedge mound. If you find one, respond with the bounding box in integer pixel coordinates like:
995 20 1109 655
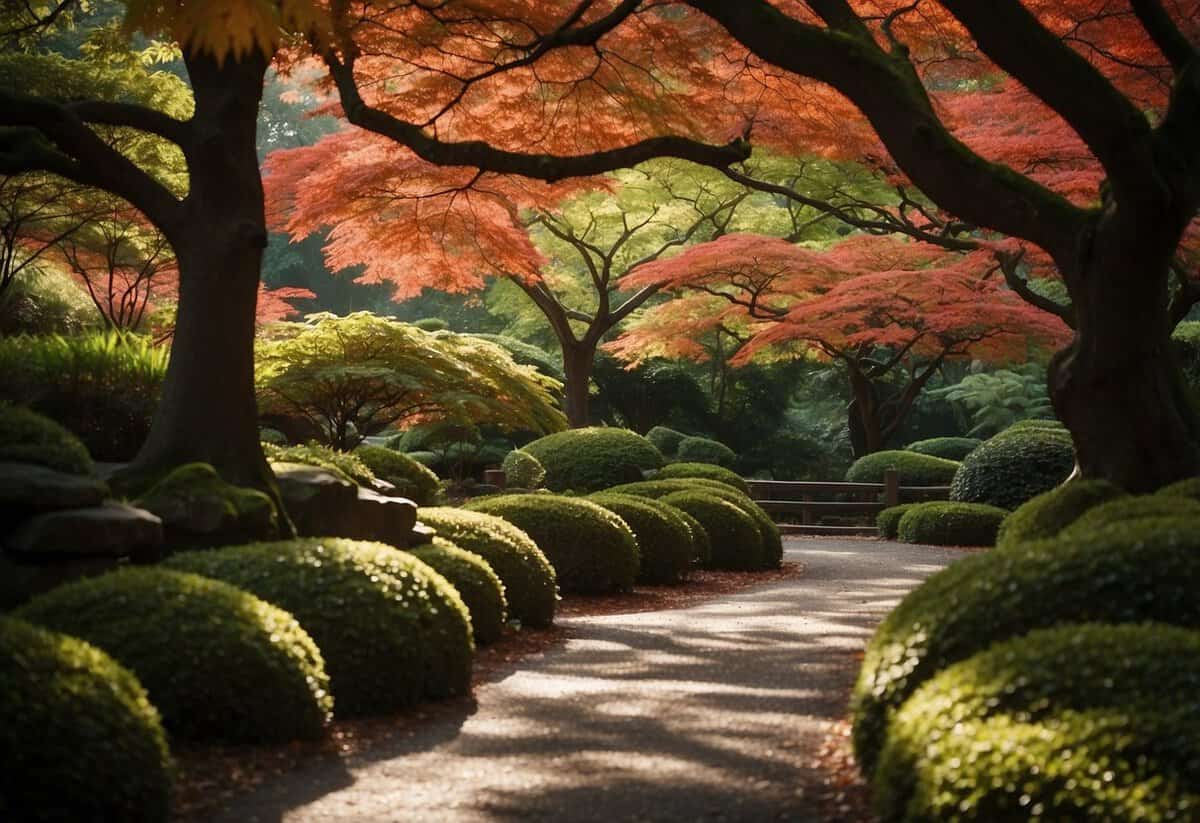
0 402 93 474
949 423 1075 510
895 502 1007 547
675 436 736 467
876 504 918 540
588 492 695 584
646 425 687 457
851 519 1200 776
1060 494 1200 538
167 538 472 716
501 449 545 489
521 427 662 493
354 445 441 505
1157 476 1200 500
407 538 507 645
995 478 1125 549
672 507 711 565
874 623 1200 822
660 491 766 571
657 462 749 495
903 436 981 461
464 495 639 594
0 618 172 823
845 451 959 486
18 568 331 743
416 507 557 628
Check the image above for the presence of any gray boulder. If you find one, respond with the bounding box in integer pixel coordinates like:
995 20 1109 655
0 462 109 525
6 501 163 561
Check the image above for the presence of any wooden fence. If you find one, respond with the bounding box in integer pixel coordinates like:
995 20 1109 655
747 470 951 536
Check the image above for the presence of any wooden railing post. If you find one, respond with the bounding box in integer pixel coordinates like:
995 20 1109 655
883 468 900 508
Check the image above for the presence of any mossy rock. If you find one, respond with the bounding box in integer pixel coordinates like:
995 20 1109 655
354 445 441 505
501 449 545 490
417 507 557 628
876 504 918 540
851 519 1200 776
0 403 93 475
588 492 695 584
1059 494 1200 538
17 567 331 743
903 436 982 461
465 495 639 594
675 436 736 467
0 618 172 823
660 491 766 571
646 425 687 457
135 463 279 548
874 623 1200 821
895 501 1007 547
949 423 1075 510
995 478 1126 549
520 428 663 493
407 537 507 645
845 450 959 486
167 538 473 716
657 462 749 495
262 442 375 486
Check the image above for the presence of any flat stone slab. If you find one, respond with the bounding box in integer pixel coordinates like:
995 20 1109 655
6 501 163 559
0 462 109 522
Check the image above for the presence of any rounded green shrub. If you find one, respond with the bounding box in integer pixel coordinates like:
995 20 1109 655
851 519 1200 776
874 623 1200 822
263 441 375 486
903 436 981 461
667 506 711 565
417 507 557 627
646 425 687 457
521 427 662 492
657 462 749 495
949 424 1075 510
17 568 331 743
660 491 766 571
845 450 959 486
895 501 1007 547
167 538 472 716
354 444 441 505
464 495 639 594
407 537 507 645
0 402 93 474
501 449 545 490
995 478 1125 549
876 504 918 540
0 618 172 823
1157 476 1200 501
588 492 695 584
407 450 440 467
1060 494 1200 538
412 317 448 332
675 435 736 467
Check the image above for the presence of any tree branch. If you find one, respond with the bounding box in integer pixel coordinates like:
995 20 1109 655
1130 0 1196 72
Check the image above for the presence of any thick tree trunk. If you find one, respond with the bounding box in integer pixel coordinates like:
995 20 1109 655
847 371 886 457
562 343 596 428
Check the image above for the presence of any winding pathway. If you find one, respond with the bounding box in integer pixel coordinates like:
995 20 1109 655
209 538 961 822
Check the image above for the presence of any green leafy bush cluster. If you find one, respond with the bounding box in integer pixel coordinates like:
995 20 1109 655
588 493 695 584
874 623 1200 822
416 507 557 628
995 478 1125 548
949 422 1075 510
656 462 749 495
895 502 1007 547
501 449 545 489
0 618 172 823
675 436 736 467
167 538 473 716
851 518 1200 777
661 491 766 571
465 495 639 594
0 402 94 474
407 538 507 645
875 504 918 540
1158 476 1200 501
1060 494 1200 537
520 427 663 492
903 436 981 461
17 568 332 743
263 441 376 486
672 507 711 566
354 444 441 504
646 425 687 457
845 450 959 486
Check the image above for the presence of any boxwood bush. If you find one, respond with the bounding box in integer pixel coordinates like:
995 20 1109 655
0 618 172 823
17 568 331 743
671 506 711 565
354 445 441 504
851 519 1200 776
895 502 1008 547
520 427 663 492
675 436 736 467
1059 494 1200 538
903 436 981 461
660 491 766 571
873 623 1200 822
0 402 93 475
588 492 695 584
407 538 507 645
657 462 750 495
995 478 1125 549
167 538 472 716
845 451 959 486
501 449 545 490
465 495 639 594
876 504 918 540
1157 476 1200 500
949 423 1075 510
416 507 557 628
646 425 687 457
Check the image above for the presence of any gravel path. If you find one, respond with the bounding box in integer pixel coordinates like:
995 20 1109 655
209 538 961 823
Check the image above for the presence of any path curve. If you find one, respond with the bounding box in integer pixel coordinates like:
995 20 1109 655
209 539 960 823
